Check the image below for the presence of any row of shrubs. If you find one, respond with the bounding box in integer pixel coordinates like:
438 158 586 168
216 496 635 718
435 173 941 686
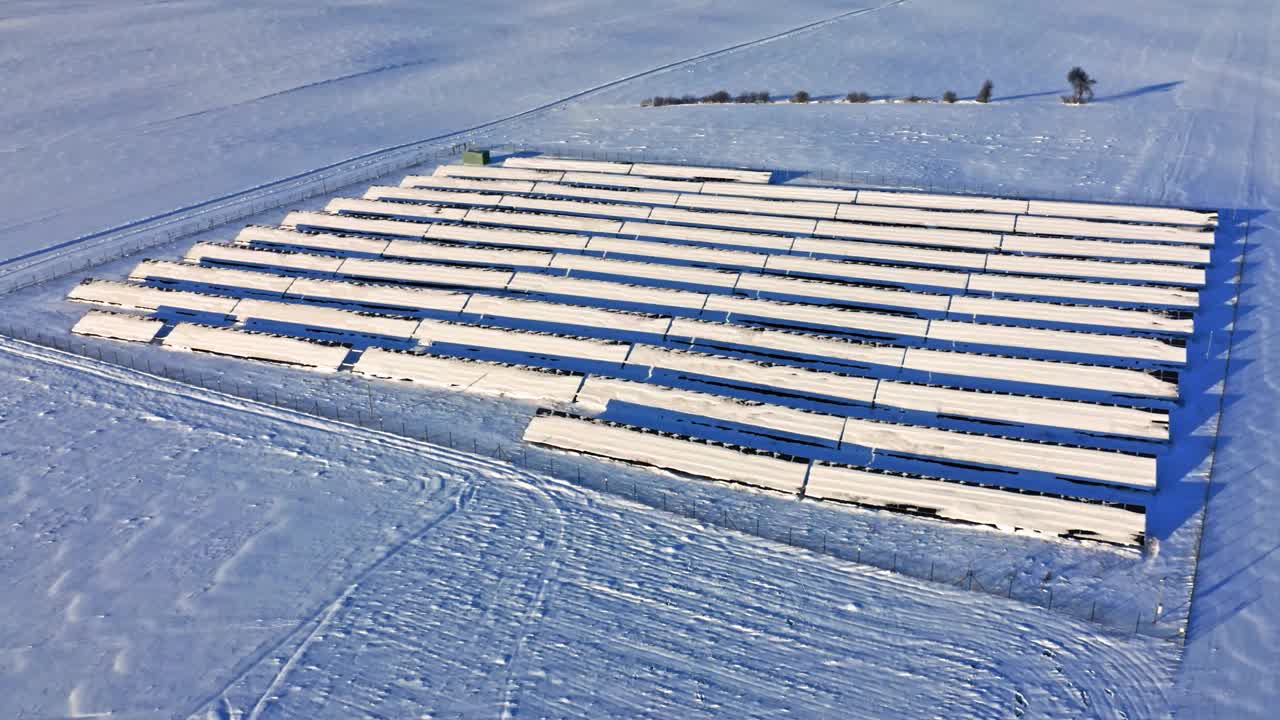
643 90 770 107
642 81 994 107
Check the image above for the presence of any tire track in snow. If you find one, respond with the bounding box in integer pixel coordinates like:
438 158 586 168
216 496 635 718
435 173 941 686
152 60 435 127
495 478 568 720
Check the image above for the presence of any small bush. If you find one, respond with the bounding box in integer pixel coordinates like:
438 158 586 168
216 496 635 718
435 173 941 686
1065 66 1097 104
702 90 732 104
846 91 871 103
943 90 958 103
975 79 993 104
736 90 770 103
790 90 811 103
904 95 932 103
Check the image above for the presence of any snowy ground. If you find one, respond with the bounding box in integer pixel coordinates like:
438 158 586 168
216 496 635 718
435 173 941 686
1 0 1277 717
0 339 1175 718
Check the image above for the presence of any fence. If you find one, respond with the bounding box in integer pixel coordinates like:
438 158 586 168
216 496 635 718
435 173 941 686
0 321 1184 643
0 140 1201 643
486 142 1214 208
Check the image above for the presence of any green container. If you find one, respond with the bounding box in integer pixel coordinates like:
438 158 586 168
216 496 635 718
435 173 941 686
462 149 490 166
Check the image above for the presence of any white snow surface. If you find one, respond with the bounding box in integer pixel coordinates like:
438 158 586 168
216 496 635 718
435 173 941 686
0 338 1172 718
2 0 1278 717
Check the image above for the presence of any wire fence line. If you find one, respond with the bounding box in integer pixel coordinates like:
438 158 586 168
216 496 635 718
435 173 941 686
0 141 1196 642
488 142 1204 208
0 321 1183 643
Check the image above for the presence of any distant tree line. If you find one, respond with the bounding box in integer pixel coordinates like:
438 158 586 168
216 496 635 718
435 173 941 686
640 68 1100 109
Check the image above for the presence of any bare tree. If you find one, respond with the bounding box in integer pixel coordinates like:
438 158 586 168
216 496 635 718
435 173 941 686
1064 67 1097 104
975 80 993 104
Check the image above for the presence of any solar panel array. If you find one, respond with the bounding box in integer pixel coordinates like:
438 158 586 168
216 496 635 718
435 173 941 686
63 154 1221 547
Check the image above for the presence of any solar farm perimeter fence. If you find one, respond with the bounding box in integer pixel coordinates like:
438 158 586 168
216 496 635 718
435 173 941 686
0 140 1208 643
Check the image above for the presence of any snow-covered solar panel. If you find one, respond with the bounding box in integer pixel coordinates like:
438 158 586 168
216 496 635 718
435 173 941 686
663 317 1177 398
381 239 554 268
625 345 878 405
585 235 769 269
574 377 846 445
734 273 951 313
946 296 1193 334
804 464 1144 546
463 207 623 234
232 298 419 339
186 242 344 272
901 347 1178 399
283 210 431 240
873 381 1168 440
71 310 165 343
284 277 469 313
498 194 654 219
523 414 807 493
68 279 240 316
506 273 709 311
129 260 295 294
363 186 503 206
434 164 564 182
629 162 773 184
649 206 817 235
853 190 1030 215
413 319 631 365
550 254 740 288
400 174 537 193
666 318 907 369
1025 200 1216 227
999 236 1211 264
965 273 1199 308
815 220 1002 250
559 170 703 193
326 197 473 222
336 257 513 289
236 225 390 255
699 181 857 204
838 416 1157 488
836 204 1018 233
1013 215 1216 245
463 294 672 336
984 254 1206 285
162 323 348 372
424 222 590 251
355 348 582 403
506 156 633 174
530 182 679 207
704 295 931 339
763 254 969 290
621 220 795 251
926 319 1186 364
674 193 837 220
789 237 989 269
